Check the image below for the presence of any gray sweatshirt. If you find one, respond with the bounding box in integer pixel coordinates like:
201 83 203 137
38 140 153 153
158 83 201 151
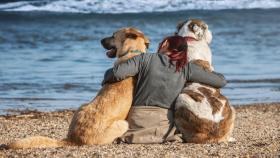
103 53 226 109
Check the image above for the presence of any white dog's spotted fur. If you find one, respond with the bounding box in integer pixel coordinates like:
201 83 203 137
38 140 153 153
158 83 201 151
176 83 225 123
174 19 235 143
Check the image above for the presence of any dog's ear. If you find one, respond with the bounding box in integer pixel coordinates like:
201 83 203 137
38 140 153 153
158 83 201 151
126 28 150 49
125 28 150 49
125 28 144 39
176 20 188 35
176 20 187 31
204 29 212 44
202 23 212 44
125 33 138 39
177 20 191 37
202 23 208 30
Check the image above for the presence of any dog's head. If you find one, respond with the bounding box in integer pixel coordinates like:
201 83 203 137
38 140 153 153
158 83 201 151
176 19 212 44
101 27 149 58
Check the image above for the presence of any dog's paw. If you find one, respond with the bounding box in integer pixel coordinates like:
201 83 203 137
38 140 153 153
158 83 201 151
115 120 129 133
210 66 214 72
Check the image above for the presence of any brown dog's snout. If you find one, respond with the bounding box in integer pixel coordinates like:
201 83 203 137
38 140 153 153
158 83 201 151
101 38 108 48
101 36 114 50
101 38 106 46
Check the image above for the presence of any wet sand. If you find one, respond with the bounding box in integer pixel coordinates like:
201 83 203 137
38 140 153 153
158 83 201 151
0 103 279 157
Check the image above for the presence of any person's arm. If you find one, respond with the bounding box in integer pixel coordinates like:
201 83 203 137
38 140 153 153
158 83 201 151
186 63 227 88
102 54 144 85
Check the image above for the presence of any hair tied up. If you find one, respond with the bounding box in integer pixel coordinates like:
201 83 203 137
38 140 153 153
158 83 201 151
158 36 188 72
178 44 188 51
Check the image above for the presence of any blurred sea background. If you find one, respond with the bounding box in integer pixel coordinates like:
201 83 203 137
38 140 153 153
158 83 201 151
0 0 280 114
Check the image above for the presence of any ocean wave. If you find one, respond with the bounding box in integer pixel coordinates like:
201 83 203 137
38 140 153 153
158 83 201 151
0 0 280 13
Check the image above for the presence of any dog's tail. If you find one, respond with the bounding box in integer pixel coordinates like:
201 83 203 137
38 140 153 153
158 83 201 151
7 136 74 149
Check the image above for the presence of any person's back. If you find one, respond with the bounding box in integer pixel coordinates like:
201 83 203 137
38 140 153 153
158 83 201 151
133 53 186 109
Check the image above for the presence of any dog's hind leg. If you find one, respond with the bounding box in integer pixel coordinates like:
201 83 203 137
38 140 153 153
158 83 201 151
183 133 210 144
222 107 236 143
99 120 129 144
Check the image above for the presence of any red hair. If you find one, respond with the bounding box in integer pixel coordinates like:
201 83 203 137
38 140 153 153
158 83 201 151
158 35 188 72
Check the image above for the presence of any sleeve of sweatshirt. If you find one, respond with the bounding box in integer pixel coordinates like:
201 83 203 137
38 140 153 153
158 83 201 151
102 54 145 85
186 63 227 88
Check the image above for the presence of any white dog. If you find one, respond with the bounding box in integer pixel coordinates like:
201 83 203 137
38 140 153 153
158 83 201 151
174 19 235 143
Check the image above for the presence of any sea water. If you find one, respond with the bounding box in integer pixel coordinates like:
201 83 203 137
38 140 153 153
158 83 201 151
0 0 280 113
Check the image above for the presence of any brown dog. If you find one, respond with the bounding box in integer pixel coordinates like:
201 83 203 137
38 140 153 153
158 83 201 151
7 27 149 149
174 19 235 143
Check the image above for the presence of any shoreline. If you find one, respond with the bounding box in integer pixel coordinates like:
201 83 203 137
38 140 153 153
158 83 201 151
1 102 280 116
0 103 279 157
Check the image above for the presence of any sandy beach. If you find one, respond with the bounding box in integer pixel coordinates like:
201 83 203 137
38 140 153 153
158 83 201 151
0 103 279 157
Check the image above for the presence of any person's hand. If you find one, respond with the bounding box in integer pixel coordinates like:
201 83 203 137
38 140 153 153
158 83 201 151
102 68 115 86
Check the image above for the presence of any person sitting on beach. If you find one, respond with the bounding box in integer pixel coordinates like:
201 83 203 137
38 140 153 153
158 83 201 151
102 35 227 144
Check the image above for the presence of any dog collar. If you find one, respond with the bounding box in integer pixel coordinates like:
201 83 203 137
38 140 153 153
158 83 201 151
118 50 145 58
185 36 198 42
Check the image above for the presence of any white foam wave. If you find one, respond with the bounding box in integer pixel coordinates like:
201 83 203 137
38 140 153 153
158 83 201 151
1 0 280 13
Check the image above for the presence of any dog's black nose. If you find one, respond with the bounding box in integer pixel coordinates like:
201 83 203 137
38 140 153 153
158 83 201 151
101 38 106 45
